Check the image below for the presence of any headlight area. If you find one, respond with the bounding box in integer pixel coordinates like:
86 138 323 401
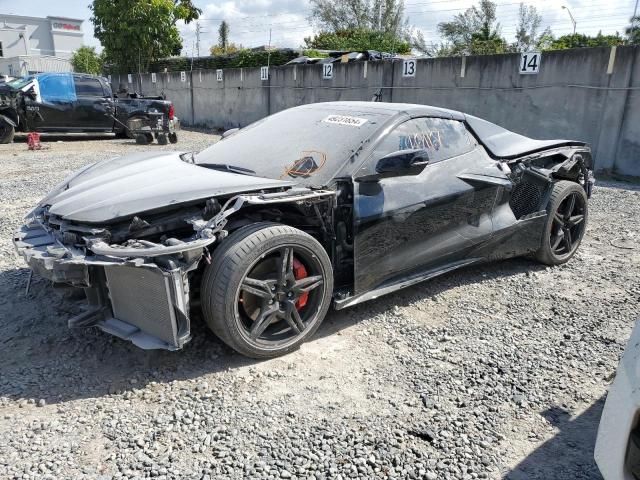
13 215 216 351
13 189 336 351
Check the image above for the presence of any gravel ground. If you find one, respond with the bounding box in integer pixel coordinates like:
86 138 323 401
0 131 638 480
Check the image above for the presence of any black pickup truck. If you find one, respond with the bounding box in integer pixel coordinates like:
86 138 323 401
0 73 178 144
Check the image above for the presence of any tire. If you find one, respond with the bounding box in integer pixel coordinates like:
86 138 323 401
0 120 15 144
535 180 588 266
135 134 149 145
157 133 168 145
168 132 178 144
114 128 128 139
201 223 334 358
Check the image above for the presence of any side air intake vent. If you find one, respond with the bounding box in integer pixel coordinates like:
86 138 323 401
510 182 544 219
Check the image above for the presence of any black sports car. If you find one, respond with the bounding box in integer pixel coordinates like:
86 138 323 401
13 102 594 358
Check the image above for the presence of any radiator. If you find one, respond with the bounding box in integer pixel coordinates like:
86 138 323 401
104 264 180 346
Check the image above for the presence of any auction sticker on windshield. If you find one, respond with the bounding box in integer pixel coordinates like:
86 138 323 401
322 115 368 127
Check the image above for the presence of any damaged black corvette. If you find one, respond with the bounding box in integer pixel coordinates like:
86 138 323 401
13 102 594 358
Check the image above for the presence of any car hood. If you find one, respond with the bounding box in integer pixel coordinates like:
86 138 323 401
43 151 294 223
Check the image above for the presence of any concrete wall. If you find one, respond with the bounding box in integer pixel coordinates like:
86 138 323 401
112 46 640 176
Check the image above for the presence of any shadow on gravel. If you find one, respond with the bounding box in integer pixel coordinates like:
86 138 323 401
0 257 545 405
504 398 605 480
314 256 547 342
12 133 118 143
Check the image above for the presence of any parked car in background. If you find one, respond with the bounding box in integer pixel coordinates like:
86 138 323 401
0 72 178 144
595 319 640 479
286 50 394 65
13 102 593 358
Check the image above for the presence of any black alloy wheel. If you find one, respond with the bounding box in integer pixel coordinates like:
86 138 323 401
236 245 325 345
536 180 588 265
201 223 333 358
549 191 586 256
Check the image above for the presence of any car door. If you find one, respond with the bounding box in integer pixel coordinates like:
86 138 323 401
23 73 76 131
73 75 114 130
352 116 510 295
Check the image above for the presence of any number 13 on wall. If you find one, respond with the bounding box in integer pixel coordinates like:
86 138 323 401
402 59 416 77
520 52 541 74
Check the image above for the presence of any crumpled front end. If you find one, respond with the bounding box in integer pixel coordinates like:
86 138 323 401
13 211 207 350
13 188 335 350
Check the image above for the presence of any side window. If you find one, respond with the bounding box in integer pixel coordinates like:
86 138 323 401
74 76 104 97
102 81 113 98
371 119 423 162
412 117 476 163
38 73 77 102
371 117 475 166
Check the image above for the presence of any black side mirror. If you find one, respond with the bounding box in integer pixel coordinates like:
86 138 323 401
356 149 429 182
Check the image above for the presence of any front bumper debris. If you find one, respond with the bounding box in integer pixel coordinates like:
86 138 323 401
13 220 196 350
13 188 336 350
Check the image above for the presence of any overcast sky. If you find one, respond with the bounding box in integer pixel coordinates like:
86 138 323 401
1 0 637 55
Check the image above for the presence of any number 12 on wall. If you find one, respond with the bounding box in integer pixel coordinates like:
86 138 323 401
322 63 333 79
520 52 541 74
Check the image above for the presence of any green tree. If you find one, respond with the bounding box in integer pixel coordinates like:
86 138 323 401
548 32 625 50
209 43 242 56
71 46 104 75
91 0 201 73
437 0 507 56
513 3 553 52
626 15 640 44
218 20 229 53
308 0 425 53
304 29 411 54
210 20 242 55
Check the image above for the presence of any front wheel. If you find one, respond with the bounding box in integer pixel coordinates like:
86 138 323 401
201 223 334 358
0 120 15 144
535 180 588 265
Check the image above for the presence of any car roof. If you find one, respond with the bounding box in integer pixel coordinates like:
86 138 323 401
296 101 466 121
305 102 585 159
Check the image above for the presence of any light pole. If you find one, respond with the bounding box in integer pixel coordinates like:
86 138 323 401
562 5 577 35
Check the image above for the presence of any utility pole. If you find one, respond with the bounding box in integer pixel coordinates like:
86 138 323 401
195 22 202 58
561 5 577 35
634 0 639 19
267 28 272 68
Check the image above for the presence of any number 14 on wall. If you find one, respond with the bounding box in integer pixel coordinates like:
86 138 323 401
520 52 541 74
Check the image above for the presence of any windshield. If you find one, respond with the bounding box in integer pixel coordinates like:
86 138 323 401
6 76 34 90
195 104 391 186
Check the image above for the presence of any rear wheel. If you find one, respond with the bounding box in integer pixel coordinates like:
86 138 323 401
535 180 588 265
157 133 168 145
0 120 15 144
168 132 178 144
135 133 149 145
201 223 333 358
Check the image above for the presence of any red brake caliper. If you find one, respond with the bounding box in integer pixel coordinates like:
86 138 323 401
293 258 309 309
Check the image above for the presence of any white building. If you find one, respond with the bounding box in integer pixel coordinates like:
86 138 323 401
0 14 84 76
